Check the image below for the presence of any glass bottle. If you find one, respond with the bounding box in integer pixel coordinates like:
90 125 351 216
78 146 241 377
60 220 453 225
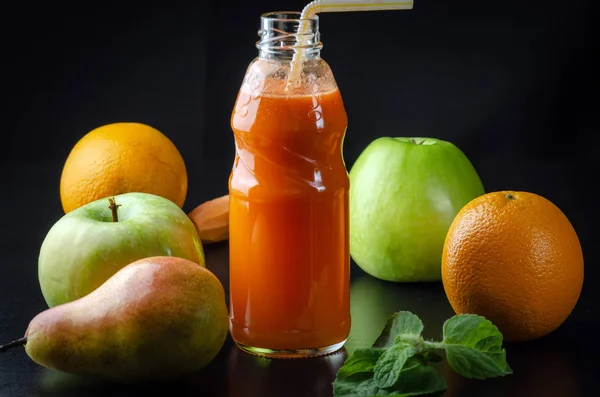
229 11 350 359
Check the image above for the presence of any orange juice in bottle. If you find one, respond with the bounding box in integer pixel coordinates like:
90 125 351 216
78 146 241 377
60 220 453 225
229 11 350 358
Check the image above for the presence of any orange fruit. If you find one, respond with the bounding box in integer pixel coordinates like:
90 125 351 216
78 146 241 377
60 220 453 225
442 191 584 342
60 122 187 213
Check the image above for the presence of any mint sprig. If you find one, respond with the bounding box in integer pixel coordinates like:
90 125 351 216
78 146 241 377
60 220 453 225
333 311 512 397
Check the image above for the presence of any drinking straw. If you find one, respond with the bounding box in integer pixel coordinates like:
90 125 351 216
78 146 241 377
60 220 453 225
287 0 414 88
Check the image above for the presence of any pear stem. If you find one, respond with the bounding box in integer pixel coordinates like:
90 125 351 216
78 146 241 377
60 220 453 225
0 337 27 353
108 198 121 222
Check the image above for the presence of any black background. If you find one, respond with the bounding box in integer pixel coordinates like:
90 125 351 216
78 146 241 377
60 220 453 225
1 0 599 396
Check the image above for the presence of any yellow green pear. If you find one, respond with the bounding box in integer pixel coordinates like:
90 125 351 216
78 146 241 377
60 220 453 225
1 256 229 383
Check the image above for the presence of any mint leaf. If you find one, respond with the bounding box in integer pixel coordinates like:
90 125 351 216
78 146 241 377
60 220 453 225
373 343 418 388
333 357 446 397
441 314 512 379
333 372 379 397
389 357 447 396
332 311 511 397
333 372 380 397
373 311 424 349
420 350 443 363
337 348 385 381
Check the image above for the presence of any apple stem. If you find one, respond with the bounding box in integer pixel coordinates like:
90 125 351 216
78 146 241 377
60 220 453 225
108 198 121 222
0 337 27 353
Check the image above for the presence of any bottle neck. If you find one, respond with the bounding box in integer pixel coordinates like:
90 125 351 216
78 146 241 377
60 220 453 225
256 12 323 62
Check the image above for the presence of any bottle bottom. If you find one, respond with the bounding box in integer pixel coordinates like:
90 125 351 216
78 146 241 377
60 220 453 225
234 339 347 360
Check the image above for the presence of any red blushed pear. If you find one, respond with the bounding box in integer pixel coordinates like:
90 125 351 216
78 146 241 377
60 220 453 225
1 256 229 384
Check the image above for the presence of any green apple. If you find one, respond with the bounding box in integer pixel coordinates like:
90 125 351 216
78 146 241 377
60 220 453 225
38 192 205 307
349 137 485 282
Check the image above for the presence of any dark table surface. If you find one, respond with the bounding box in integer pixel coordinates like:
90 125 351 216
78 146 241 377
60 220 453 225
1 161 599 397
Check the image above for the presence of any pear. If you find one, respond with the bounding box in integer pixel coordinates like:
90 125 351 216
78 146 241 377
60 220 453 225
1 256 229 384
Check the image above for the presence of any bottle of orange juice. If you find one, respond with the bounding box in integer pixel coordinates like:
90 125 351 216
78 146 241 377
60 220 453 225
229 11 351 358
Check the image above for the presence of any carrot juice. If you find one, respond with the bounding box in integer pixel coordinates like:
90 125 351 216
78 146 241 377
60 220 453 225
229 72 351 357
